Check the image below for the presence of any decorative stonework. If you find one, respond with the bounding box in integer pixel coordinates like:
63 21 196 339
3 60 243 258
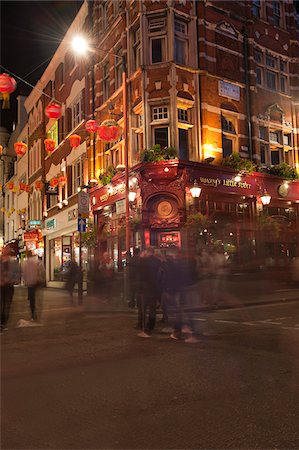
216 21 238 38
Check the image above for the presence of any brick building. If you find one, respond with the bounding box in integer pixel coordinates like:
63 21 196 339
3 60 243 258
89 0 299 266
4 0 299 279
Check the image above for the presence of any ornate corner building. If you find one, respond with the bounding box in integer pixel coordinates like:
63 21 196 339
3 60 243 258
89 0 299 267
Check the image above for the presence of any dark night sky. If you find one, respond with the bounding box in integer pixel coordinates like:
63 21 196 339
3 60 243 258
0 0 83 133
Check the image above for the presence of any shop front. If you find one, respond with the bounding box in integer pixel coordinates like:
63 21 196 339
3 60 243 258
44 207 88 287
90 161 299 268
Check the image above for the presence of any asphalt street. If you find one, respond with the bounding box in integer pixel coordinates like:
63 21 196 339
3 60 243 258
1 298 299 450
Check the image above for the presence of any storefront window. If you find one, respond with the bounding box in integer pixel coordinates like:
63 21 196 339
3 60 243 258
50 237 62 281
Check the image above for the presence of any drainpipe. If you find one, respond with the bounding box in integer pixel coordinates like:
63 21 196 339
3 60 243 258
242 27 253 162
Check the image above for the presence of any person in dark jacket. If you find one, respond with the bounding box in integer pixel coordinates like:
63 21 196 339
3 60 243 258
128 248 141 309
170 251 199 343
0 248 20 332
65 259 79 304
137 247 161 337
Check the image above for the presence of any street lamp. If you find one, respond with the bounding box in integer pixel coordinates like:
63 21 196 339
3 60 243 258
261 190 271 206
71 32 131 283
190 179 201 198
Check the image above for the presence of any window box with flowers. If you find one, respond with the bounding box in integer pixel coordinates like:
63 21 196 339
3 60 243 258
140 144 177 163
98 165 117 186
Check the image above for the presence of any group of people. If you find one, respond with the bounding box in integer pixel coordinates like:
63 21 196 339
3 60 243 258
0 249 45 333
128 247 200 341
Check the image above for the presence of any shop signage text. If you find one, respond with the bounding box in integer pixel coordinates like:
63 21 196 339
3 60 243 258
218 80 240 101
46 218 56 230
24 231 39 241
199 177 251 189
28 220 43 229
100 183 125 203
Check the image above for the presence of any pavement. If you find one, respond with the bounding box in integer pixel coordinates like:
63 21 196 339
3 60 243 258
8 268 299 323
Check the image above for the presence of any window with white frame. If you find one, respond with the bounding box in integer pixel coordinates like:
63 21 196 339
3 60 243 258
259 126 268 141
71 94 83 129
252 0 261 17
29 140 42 176
154 127 169 148
103 62 110 101
260 144 268 165
254 48 288 93
133 28 141 71
115 48 122 90
73 158 84 194
221 114 237 157
152 106 168 121
272 1 281 26
149 16 166 64
174 18 188 65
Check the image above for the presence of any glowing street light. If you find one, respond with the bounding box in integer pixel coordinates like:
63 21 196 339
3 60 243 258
261 190 271 205
71 35 89 55
190 179 201 198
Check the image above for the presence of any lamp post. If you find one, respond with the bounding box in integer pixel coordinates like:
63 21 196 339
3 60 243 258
190 179 201 213
71 35 131 299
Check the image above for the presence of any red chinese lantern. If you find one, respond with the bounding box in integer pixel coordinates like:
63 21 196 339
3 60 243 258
0 145 3 155
25 185 31 193
98 119 121 143
50 178 59 187
7 181 14 191
35 180 43 190
59 176 67 185
44 138 56 154
45 102 62 119
0 73 16 109
19 182 26 191
85 120 98 133
14 141 27 156
69 134 81 148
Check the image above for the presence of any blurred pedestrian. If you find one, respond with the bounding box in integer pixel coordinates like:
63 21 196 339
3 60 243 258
170 250 199 343
22 251 44 321
128 248 141 309
137 247 161 337
65 259 79 304
98 252 114 302
0 248 20 332
160 252 178 323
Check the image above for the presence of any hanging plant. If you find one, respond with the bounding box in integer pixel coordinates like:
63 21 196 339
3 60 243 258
257 214 280 238
221 152 256 173
268 163 298 180
98 165 117 186
140 144 178 163
80 227 97 248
